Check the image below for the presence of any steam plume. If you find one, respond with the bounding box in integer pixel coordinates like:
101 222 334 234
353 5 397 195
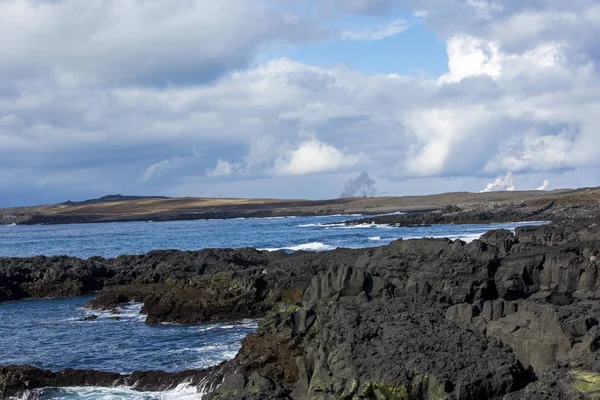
480 172 516 193
339 172 377 198
536 180 550 190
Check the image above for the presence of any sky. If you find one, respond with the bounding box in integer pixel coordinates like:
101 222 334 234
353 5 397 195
1 0 599 206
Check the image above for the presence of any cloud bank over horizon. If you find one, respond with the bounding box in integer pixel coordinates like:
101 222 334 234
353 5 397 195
0 0 598 206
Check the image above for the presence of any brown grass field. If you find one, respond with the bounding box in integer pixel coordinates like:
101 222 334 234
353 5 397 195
1 187 599 225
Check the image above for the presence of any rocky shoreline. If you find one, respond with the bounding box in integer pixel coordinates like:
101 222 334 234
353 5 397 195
3 218 600 398
2 188 595 226
339 189 600 227
199 220 600 399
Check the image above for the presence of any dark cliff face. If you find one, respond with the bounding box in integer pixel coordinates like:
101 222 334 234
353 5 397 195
2 220 600 399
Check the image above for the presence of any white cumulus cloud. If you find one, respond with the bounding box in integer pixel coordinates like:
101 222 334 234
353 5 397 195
439 35 502 83
273 135 366 176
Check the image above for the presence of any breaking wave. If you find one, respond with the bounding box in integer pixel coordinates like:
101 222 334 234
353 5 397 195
19 382 202 400
70 302 146 323
260 242 337 252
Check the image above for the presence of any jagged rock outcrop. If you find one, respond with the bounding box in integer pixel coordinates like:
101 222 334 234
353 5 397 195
0 247 366 324
205 297 529 400
202 220 600 399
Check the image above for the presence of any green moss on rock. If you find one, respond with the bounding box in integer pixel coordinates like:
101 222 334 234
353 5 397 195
372 383 409 399
572 370 600 398
370 374 446 400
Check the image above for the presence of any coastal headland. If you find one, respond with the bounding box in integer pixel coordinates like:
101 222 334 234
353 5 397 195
1 187 598 226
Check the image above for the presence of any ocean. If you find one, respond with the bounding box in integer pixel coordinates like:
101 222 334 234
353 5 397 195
0 215 546 399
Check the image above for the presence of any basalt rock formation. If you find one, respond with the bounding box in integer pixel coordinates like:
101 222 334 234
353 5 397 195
201 219 600 399
2 220 600 399
0 247 364 324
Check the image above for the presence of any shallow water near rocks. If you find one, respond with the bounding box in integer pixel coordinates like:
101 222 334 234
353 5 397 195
0 216 547 398
0 296 256 373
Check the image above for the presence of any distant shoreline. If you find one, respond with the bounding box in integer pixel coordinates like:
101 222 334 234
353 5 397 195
0 187 597 226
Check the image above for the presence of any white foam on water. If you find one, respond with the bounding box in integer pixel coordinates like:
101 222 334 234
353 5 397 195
311 213 362 218
116 302 146 319
345 223 392 229
368 236 381 241
195 325 217 333
446 233 484 243
288 242 337 251
190 354 239 370
216 319 258 329
301 222 378 228
20 383 202 400
302 221 393 229
403 233 483 243
201 343 236 352
260 242 337 252
235 215 300 221
72 302 146 323
159 319 259 369
399 222 550 244
194 319 256 333
185 343 242 370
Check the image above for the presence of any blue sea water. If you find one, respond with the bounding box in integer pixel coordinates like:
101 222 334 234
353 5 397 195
0 216 547 399
0 214 545 259
0 296 256 373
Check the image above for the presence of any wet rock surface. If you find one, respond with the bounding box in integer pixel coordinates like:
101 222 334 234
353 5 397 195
2 218 600 398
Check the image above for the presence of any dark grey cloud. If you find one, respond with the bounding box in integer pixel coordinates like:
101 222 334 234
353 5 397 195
0 0 324 87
